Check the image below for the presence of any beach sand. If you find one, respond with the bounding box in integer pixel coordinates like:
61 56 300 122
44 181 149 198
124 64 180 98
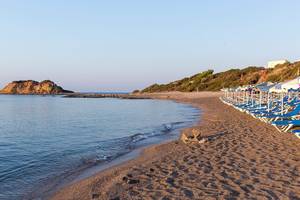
51 92 300 200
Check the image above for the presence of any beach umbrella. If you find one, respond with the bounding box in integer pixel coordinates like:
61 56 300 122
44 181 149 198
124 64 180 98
281 77 300 92
256 82 276 92
269 83 283 93
270 77 300 93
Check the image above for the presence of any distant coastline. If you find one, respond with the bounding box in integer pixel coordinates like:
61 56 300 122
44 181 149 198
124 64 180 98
63 92 151 99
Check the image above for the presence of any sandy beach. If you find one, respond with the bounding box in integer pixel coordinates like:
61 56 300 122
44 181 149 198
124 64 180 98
51 92 300 200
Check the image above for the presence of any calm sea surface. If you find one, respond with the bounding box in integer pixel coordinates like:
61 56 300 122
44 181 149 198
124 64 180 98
0 95 200 200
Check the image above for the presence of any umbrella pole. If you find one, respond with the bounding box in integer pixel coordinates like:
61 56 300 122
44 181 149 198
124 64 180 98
281 92 284 115
252 91 254 106
250 91 253 106
259 91 262 109
267 92 270 112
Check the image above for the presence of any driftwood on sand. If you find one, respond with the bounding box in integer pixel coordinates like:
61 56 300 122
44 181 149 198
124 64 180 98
180 128 208 144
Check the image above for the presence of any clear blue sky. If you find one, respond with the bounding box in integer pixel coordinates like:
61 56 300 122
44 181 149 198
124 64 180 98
1 1 300 92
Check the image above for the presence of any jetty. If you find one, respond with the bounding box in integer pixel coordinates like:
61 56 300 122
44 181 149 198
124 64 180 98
63 93 152 99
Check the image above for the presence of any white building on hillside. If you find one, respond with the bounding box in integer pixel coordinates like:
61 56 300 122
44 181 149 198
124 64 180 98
266 60 289 69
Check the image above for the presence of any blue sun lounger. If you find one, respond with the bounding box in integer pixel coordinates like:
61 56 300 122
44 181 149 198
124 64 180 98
259 104 300 122
272 120 300 126
272 120 300 132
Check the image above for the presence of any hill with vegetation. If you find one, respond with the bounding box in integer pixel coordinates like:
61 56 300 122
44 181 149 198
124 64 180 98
141 61 300 92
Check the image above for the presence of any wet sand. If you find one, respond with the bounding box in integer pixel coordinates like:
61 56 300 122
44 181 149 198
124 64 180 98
51 92 300 200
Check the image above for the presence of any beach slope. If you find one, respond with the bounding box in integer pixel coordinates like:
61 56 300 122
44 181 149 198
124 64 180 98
51 92 300 200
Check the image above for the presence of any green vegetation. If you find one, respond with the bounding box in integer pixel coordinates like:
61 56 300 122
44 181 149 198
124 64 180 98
141 61 300 93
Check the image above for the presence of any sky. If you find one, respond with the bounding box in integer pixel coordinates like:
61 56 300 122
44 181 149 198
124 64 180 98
0 0 300 92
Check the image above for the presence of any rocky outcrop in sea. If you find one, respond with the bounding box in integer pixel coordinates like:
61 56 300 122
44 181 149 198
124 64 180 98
0 80 73 94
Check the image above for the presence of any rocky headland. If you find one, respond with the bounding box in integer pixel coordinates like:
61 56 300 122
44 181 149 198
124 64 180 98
0 80 73 95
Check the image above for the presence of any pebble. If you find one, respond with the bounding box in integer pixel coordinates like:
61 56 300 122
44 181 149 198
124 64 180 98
127 179 140 184
92 193 100 199
150 168 155 172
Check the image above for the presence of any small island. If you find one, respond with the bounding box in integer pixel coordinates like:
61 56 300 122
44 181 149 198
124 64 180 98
0 80 74 95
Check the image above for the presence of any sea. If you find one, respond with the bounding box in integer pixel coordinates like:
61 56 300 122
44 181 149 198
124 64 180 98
0 95 200 200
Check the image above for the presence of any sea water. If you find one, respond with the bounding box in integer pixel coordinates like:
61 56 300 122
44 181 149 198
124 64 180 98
0 95 200 199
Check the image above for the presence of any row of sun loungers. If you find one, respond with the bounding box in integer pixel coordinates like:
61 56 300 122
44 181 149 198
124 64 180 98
220 91 300 139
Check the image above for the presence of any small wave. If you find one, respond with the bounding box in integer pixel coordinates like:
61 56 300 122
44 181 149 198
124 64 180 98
130 133 148 143
69 121 189 177
161 123 176 133
28 120 193 199
129 121 186 143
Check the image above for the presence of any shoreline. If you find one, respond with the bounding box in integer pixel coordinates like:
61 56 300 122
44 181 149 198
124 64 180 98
25 96 201 200
50 92 300 200
47 92 217 199
29 139 178 200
